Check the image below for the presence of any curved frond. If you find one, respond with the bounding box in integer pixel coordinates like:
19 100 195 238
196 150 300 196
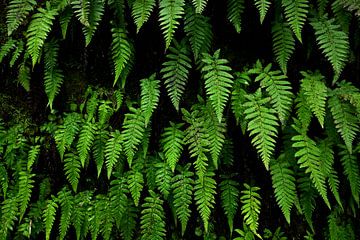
281 0 309 42
132 0 156 32
6 0 36 36
253 0 271 24
240 183 262 236
227 0 245 33
140 74 160 127
220 177 240 233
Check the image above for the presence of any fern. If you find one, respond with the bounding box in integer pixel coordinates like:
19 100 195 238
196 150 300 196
270 155 297 224
0 38 16 63
281 0 309 42
26 6 58 66
27 144 40 171
161 39 192 111
111 27 132 86
64 152 81 192
172 164 194 235
77 120 96 167
240 183 262 236
244 90 279 170
105 130 122 179
44 40 64 110
227 0 245 33
192 0 208 13
132 0 156 32
332 0 352 33
72 0 90 26
6 0 37 36
110 175 128 228
43 197 58 240
93 127 109 177
155 161 173 199
159 0 185 49
184 7 213 59
0 197 18 239
58 188 73 240
140 74 160 127
253 0 271 24
295 90 313 131
140 190 166 240
82 0 105 46
300 71 328 128
127 170 144 206
10 40 25 67
202 50 234 123
194 171 216 233
220 177 240 234
98 100 114 126
59 7 73 39
298 174 316 229
17 61 31 92
311 16 349 77
122 107 146 167
18 171 35 221
292 123 330 208
120 198 138 240
250 61 294 124
161 122 184 172
271 21 296 75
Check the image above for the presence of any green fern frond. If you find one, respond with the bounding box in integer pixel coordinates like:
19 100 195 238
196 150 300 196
329 94 359 153
122 107 146 167
202 49 234 123
292 124 330 208
220 177 240 234
98 100 114 126
317 0 329 16
44 40 64 110
92 127 109 177
298 174 316 229
0 197 18 239
27 144 40 171
194 171 216 233
17 61 31 92
140 190 166 240
6 0 37 36
311 16 349 77
120 198 138 240
300 71 328 128
77 120 96 167
227 0 245 33
0 38 16 63
270 155 297 224
172 164 194 235
192 0 208 13
82 0 105 46
281 0 309 42
251 61 294 124
58 188 73 240
110 175 128 225
108 0 125 23
184 7 213 59
111 27 132 86
244 91 279 170
132 0 156 32
159 0 185 49
105 130 122 179
155 161 173 199
10 40 25 67
26 6 58 66
332 0 352 33
161 39 192 111
140 74 160 127
127 170 144 206
55 112 81 160
71 191 92 240
161 122 184 172
295 90 313 131
64 152 81 192
18 171 35 221
253 0 271 24
272 21 296 75
43 197 58 240
59 7 73 39
240 183 262 236
71 0 90 26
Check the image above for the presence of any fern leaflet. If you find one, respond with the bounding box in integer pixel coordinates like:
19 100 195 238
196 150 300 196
18 171 35 221
82 0 105 46
220 177 240 234
6 0 37 36
132 0 156 32
58 188 73 240
240 183 262 236
127 170 144 206
253 0 271 24
192 0 208 13
227 0 245 33
77 120 96 167
140 74 160 127
281 0 309 42
64 152 81 192
105 130 122 179
43 197 58 240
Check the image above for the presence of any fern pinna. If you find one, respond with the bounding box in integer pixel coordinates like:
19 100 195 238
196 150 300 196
1 0 360 239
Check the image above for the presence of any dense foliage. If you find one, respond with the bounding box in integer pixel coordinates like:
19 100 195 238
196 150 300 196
1 0 360 239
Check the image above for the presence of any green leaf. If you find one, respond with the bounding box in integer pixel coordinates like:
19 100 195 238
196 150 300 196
240 183 262 236
253 0 271 24
131 0 156 32
220 177 240 234
43 197 58 240
227 0 245 33
77 120 97 167
105 130 123 179
6 0 37 36
127 170 144 206
64 152 81 192
281 0 309 42
192 0 208 13
140 74 160 127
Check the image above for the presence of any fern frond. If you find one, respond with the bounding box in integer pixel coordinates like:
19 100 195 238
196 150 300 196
311 16 349 76
184 7 213 59
93 127 109 177
55 112 81 160
108 0 125 23
295 90 313 131
155 161 173 199
98 100 114 126
43 197 58 240
27 145 40 171
159 0 185 49
17 61 31 92
58 188 73 240
244 91 279 170
140 74 160 127
105 130 122 179
127 170 144 206
132 0 156 32
202 49 234 122
300 71 328 128
59 7 73 39
292 124 330 208
161 122 185 172
10 40 25 67
220 177 240 234
26 6 58 66
270 155 297 224
192 0 208 13
6 0 37 36
194 171 216 233
240 183 262 235
71 191 92 240
0 197 18 239
281 0 309 42
111 27 132 85
140 190 166 240
71 0 90 26
82 0 105 46
44 40 64 110
122 107 146 167
298 174 316 229
77 120 96 167
64 152 81 192
18 171 35 221
161 39 192 111
227 0 245 33
253 0 271 24
251 61 294 124
172 164 194 235
110 175 128 226
272 21 296 75
120 198 138 240
0 38 16 63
